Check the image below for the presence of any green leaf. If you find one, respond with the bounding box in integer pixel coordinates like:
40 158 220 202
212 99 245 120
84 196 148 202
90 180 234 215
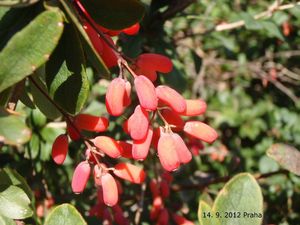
213 173 263 225
29 75 61 120
267 143 300 176
0 215 15 225
46 24 89 115
59 0 109 76
80 0 145 30
0 168 33 201
0 108 31 145
240 12 262 30
261 20 284 40
44 204 87 225
0 0 39 7
0 186 33 219
0 9 64 92
198 201 221 225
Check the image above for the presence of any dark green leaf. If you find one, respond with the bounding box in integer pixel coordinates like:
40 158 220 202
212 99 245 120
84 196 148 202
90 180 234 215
0 9 64 92
0 168 33 200
29 75 61 120
261 20 284 40
80 0 145 30
46 24 89 115
59 0 109 77
267 143 300 176
44 204 87 225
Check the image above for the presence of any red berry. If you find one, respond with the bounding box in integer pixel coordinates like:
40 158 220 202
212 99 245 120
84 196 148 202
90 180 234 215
74 114 109 132
134 75 158 111
106 78 126 116
156 85 186 113
101 173 118 206
183 121 218 143
132 127 153 160
180 99 207 116
83 22 103 54
99 34 118 68
150 179 160 198
71 161 91 194
127 105 149 140
157 132 180 171
160 180 170 198
112 205 129 225
136 53 173 73
157 208 169 225
122 23 140 35
93 136 123 158
150 196 164 220
51 134 69 165
113 162 146 184
123 80 132 107
172 133 192 164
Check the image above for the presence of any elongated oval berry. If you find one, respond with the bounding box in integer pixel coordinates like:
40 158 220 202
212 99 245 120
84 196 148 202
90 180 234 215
101 173 118 206
160 180 170 198
71 161 91 194
113 163 146 184
172 133 192 164
51 134 69 165
132 128 153 160
134 76 158 110
161 109 185 131
150 179 160 198
183 121 218 143
74 114 109 132
157 208 169 225
127 105 149 140
180 99 207 116
172 213 195 225
93 136 123 158
83 22 103 54
122 23 140 35
100 34 118 68
157 132 180 171
156 85 186 113
106 78 126 116
136 53 173 73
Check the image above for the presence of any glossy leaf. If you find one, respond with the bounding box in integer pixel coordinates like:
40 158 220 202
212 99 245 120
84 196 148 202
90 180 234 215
213 173 263 225
0 9 64 92
0 186 33 219
44 204 87 225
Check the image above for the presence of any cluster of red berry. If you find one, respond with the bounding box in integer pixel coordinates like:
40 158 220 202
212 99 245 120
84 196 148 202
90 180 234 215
50 0 218 223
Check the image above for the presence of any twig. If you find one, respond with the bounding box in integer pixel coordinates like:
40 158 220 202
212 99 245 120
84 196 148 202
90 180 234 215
134 182 146 225
171 169 289 192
